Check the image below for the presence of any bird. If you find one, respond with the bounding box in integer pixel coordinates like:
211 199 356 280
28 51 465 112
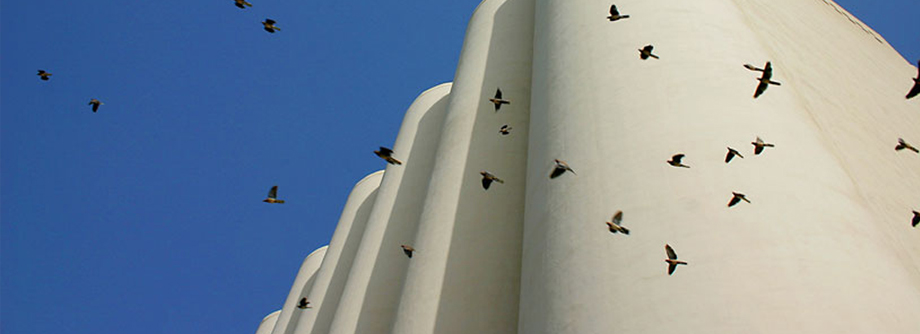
664 244 687 275
895 138 919 153
638 45 659 60
907 60 920 99
751 136 775 155
725 147 744 163
499 125 512 135
912 210 919 227
607 4 630 21
727 192 750 207
374 147 403 165
489 88 511 111
297 297 311 309
605 211 629 235
550 159 576 178
745 61 781 98
234 0 252 9
401 245 415 258
667 154 690 168
263 185 285 204
37 70 52 81
262 19 280 33
480 171 504 190
88 99 103 112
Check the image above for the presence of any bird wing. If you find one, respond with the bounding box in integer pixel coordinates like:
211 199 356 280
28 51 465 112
495 88 503 100
379 147 393 156
725 150 734 163
754 81 768 98
610 5 619 16
644 45 653 52
907 82 920 99
482 177 492 190
672 154 684 163
613 211 623 224
912 212 919 227
743 64 761 71
728 196 740 207
668 262 677 275
666 244 677 260
268 185 278 198
549 167 566 179
754 145 764 155
265 19 276 24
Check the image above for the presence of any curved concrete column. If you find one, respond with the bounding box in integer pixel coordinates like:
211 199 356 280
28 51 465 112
520 0 920 333
255 310 281 334
327 83 452 334
390 1 534 333
271 246 327 334
290 171 384 334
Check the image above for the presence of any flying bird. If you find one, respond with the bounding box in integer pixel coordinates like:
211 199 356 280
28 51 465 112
607 4 630 21
912 210 919 228
401 245 415 258
745 61 781 98
664 244 687 275
751 136 775 155
263 185 285 203
374 147 403 165
88 98 103 112
605 211 629 235
297 297 311 309
550 159 576 179
895 138 919 153
727 192 750 207
489 88 511 111
725 147 744 163
499 125 512 135
479 171 505 190
907 60 920 99
37 70 52 81
667 154 690 168
234 0 252 9
638 45 659 60
262 19 280 33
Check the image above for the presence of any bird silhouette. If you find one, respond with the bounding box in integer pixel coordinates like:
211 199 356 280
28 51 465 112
907 60 920 99
499 125 512 135
895 138 919 153
550 159 576 178
262 19 280 33
606 211 629 235
728 192 750 207
489 88 511 111
667 154 690 168
480 171 504 190
607 4 630 21
912 210 919 228
665 244 687 275
297 297 311 309
263 185 285 204
745 61 781 98
88 99 103 112
638 45 659 60
401 245 415 258
751 136 775 155
374 147 403 165
234 0 252 9
725 147 744 163
37 70 52 81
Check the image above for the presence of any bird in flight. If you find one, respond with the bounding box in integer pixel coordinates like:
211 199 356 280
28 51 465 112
374 147 403 165
550 159 576 179
667 154 690 168
745 61 781 98
401 245 415 258
234 0 252 9
912 210 919 227
88 98 103 112
727 192 750 207
638 45 659 60
664 244 687 275
751 136 775 155
262 19 280 33
489 88 511 111
906 60 920 99
263 185 285 204
725 147 744 163
605 211 629 235
895 138 919 153
499 125 512 135
297 297 311 309
37 70 52 81
480 171 505 190
607 4 630 21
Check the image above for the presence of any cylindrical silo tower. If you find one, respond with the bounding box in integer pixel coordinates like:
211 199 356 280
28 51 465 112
271 246 327 334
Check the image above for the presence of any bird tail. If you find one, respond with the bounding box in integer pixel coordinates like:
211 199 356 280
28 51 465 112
650 54 659 59
388 158 403 165
677 261 687 265
621 15 630 19
620 227 630 235
769 80 781 85
495 178 505 184
276 200 285 204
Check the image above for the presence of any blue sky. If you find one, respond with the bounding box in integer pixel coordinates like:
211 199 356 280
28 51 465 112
1 1 917 333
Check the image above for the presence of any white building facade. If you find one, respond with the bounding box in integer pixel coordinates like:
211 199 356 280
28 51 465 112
256 1 920 333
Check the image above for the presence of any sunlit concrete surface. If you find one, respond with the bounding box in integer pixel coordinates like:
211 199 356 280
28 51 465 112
255 310 281 334
271 246 327 334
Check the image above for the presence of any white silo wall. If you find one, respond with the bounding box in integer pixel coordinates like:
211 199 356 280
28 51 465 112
520 0 920 334
292 171 383 334
390 1 534 333
271 246 328 334
327 83 452 334
256 310 282 334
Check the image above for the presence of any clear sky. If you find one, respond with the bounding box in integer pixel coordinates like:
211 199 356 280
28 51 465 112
1 1 917 334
